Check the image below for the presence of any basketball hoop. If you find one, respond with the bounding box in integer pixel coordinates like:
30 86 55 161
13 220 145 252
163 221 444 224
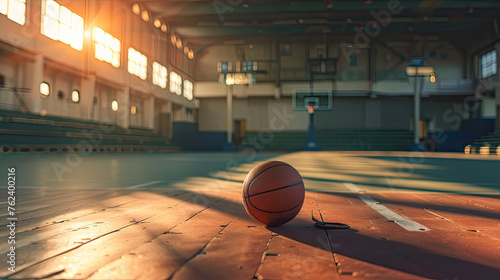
307 105 315 114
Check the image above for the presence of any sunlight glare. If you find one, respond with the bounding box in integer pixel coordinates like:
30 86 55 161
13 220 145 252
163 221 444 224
0 0 7 15
7 0 26 25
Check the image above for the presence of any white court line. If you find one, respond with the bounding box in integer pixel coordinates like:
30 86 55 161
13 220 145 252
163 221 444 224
343 182 367 193
309 189 500 195
359 195 430 232
126 180 162 189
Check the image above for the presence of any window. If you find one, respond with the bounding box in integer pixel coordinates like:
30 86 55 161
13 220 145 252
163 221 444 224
41 0 84 51
111 100 118 112
0 0 26 25
170 71 182 95
0 1 5 15
152 62 167 89
57 90 64 99
40 82 50 97
481 50 497 79
93 27 120 68
128 48 147 80
183 80 193 101
71 90 80 103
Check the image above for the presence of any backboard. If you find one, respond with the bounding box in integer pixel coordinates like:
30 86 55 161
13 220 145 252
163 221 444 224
292 89 333 111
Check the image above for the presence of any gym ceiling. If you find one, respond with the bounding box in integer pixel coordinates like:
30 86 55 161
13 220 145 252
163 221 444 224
134 0 500 51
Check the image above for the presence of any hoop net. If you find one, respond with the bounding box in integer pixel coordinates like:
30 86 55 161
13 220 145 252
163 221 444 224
307 105 315 114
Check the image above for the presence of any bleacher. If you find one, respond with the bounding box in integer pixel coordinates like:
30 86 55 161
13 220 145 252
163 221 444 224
468 131 500 154
0 109 180 153
240 129 413 151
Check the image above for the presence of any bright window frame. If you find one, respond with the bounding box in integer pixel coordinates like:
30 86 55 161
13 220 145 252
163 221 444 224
170 71 182 95
41 0 84 51
152 62 167 89
183 80 193 100
93 27 120 68
128 47 147 80
0 0 26 25
40 82 50 97
111 100 119 112
71 90 80 103
481 50 497 79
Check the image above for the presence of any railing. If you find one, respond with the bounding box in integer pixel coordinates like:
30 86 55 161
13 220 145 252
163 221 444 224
0 86 30 113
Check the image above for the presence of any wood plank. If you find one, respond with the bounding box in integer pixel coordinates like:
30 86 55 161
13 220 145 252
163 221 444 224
87 192 257 280
316 192 500 279
444 193 500 212
15 191 230 279
409 193 500 219
0 190 183 238
3 187 64 203
0 189 117 222
314 192 427 280
170 192 271 280
0 190 135 232
255 191 339 280
1 190 201 278
372 193 500 272
1 188 108 214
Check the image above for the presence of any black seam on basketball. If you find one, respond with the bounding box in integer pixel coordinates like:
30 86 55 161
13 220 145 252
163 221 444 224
246 181 303 198
246 163 289 197
249 199 303 214
247 183 304 214
245 197 267 224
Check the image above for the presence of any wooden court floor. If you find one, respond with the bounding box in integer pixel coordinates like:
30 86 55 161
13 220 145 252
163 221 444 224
1 151 499 279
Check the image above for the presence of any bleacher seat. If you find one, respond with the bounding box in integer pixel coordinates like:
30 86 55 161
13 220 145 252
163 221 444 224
0 109 180 153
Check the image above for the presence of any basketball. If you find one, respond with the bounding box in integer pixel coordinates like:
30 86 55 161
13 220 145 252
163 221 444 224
242 161 305 226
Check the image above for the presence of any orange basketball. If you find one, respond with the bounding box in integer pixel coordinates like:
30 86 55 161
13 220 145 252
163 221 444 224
242 161 305 226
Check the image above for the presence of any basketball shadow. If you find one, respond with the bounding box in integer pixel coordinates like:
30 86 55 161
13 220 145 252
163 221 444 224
151 186 500 280
265 214 500 280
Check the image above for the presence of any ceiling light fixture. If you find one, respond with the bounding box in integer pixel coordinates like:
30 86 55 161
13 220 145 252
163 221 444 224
154 19 161 28
132 3 140 15
141 10 150 22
